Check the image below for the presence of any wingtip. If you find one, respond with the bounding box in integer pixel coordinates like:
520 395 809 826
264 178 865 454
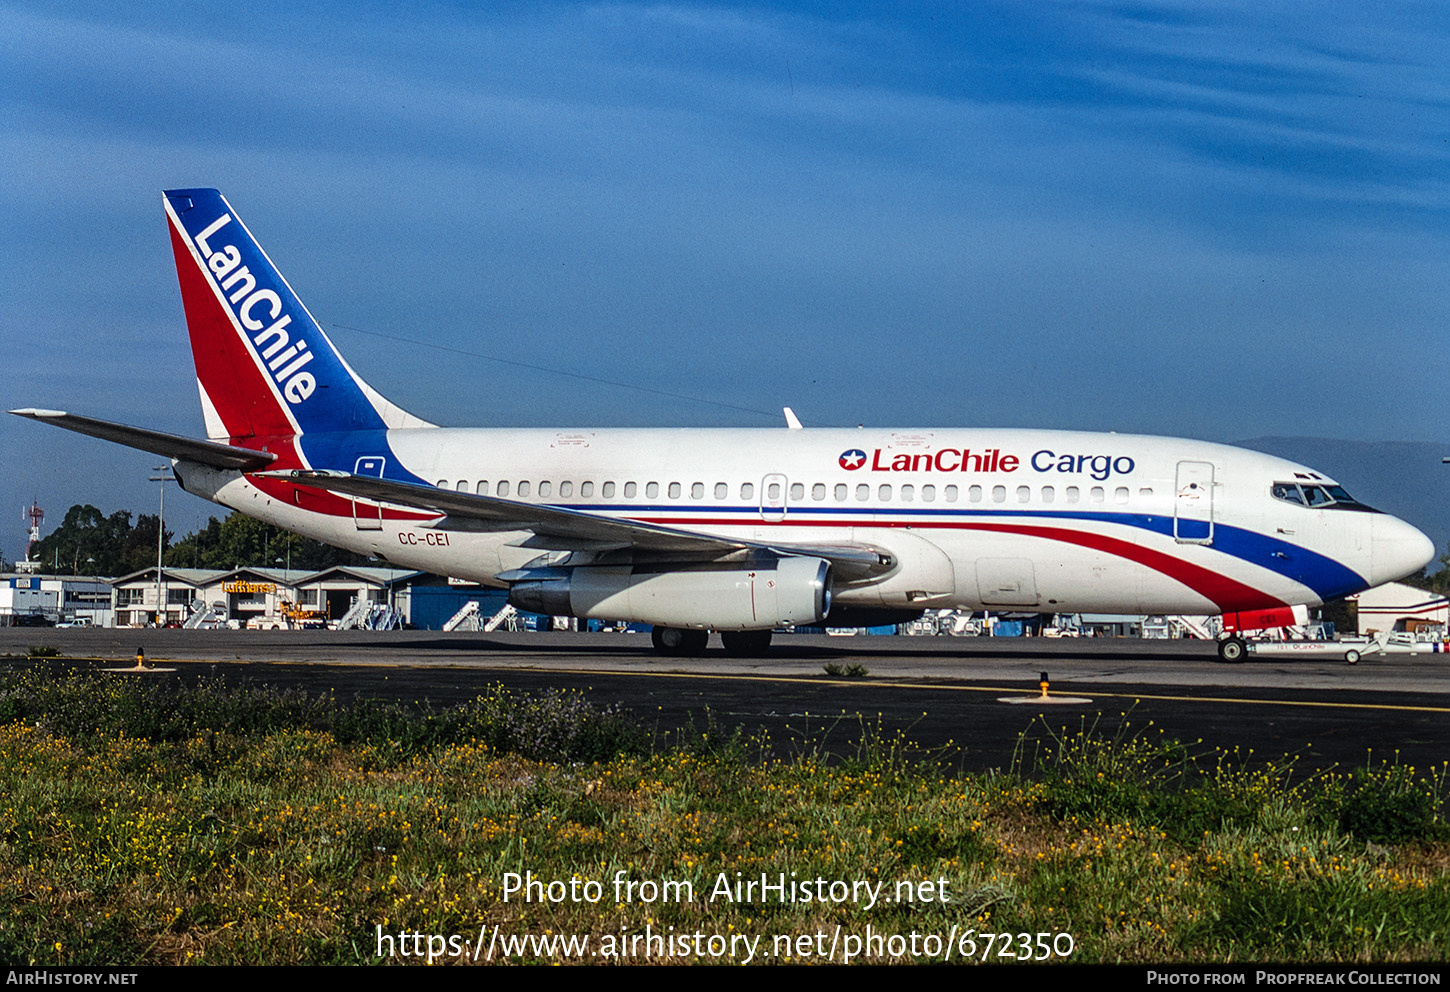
9 408 65 418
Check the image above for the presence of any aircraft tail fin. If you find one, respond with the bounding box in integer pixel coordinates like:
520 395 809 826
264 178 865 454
162 188 433 442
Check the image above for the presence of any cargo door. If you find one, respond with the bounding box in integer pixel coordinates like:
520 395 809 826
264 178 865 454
975 557 1040 607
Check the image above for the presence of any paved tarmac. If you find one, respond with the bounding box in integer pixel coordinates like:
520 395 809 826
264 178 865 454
2 628 1447 773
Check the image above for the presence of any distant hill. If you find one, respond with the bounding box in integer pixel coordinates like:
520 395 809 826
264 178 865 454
1236 437 1447 570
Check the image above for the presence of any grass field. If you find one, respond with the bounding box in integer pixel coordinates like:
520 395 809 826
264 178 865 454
0 668 1445 965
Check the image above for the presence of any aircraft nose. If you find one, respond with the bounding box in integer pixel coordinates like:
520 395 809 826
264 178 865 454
1370 514 1436 586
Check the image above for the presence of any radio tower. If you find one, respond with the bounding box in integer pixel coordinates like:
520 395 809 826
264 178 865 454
20 500 43 572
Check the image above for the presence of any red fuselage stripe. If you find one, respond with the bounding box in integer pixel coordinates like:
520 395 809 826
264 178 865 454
634 514 1285 613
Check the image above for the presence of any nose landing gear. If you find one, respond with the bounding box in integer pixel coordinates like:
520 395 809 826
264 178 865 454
1217 636 1247 663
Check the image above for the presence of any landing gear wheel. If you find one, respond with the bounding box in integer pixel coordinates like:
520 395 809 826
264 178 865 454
720 630 773 657
1217 636 1247 663
651 626 708 656
1344 649 1361 665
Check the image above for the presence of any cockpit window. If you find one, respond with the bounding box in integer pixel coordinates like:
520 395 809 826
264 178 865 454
1271 481 1370 510
1271 483 1302 504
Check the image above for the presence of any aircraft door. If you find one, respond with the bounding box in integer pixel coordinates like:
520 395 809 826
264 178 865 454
353 456 386 531
1174 461 1214 544
759 473 788 522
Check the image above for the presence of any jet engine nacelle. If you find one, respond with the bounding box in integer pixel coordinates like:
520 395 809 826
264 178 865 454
508 556 832 630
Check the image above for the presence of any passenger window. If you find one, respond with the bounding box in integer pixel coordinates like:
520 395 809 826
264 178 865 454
518 481 531 498
812 483 826 501
1089 486 1105 503
741 482 754 500
1065 486 1079 504
436 479 447 488
856 484 870 501
835 483 848 501
625 482 638 498
455 480 468 493
1114 487 1129 504
768 482 780 499
538 481 552 498
922 485 936 502
691 482 704 500
497 481 511 497
580 481 594 497
790 483 804 501
559 481 573 498
878 484 892 501
1138 487 1152 498
1042 486 1055 503
646 482 658 498
1016 486 1030 503
944 485 958 502
715 483 728 499
992 485 1006 503
476 481 490 496
668 482 681 499
900 484 914 502
601 481 614 498
969 485 983 503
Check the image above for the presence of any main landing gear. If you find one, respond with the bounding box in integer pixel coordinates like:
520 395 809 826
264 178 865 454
719 630 773 657
650 627 774 657
650 626 708 656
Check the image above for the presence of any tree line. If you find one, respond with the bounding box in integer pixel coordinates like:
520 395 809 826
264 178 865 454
26 505 374 576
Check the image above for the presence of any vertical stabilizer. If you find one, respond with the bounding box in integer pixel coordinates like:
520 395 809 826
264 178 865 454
162 188 433 441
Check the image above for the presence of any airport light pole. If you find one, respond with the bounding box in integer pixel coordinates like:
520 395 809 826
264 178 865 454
150 467 175 625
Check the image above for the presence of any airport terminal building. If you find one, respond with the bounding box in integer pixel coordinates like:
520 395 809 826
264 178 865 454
3 566 520 630
108 566 420 628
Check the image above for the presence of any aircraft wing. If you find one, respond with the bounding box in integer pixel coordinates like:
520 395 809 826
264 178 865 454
9 409 277 471
262 469 894 577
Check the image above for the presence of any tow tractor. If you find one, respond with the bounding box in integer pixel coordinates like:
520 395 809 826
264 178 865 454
1238 632 1450 665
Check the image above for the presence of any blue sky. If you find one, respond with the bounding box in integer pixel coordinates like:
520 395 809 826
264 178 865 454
3 1 1447 560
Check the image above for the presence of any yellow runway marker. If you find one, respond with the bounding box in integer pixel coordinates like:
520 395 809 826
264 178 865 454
528 667 1450 716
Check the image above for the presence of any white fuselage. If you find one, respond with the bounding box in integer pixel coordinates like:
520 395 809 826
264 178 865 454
177 425 1430 618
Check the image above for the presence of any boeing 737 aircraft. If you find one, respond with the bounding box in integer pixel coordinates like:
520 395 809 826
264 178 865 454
12 189 1436 658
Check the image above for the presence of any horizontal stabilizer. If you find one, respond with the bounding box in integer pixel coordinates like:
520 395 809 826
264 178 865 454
9 409 277 471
